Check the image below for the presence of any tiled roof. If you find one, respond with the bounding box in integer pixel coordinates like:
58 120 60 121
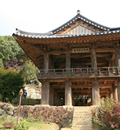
13 29 120 39
13 10 120 38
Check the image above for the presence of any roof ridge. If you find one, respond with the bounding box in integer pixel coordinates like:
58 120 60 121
50 13 110 34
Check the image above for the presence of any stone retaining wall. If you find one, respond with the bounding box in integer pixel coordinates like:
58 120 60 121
0 102 74 128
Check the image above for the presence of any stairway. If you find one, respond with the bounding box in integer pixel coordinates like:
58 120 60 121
72 107 92 130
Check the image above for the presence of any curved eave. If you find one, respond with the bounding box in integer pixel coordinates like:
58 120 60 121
16 28 52 36
13 29 120 44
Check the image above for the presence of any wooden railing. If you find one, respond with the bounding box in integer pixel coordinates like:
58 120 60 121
37 67 120 79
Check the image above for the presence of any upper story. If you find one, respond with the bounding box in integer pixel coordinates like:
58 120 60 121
12 10 120 80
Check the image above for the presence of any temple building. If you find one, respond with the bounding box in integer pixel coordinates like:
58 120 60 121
13 10 120 106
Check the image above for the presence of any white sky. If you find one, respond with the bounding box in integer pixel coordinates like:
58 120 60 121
0 0 120 36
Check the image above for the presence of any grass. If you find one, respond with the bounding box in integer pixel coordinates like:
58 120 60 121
0 120 59 130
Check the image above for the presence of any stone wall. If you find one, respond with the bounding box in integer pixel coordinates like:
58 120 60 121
0 102 73 128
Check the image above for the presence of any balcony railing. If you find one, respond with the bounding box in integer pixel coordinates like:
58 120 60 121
37 67 120 79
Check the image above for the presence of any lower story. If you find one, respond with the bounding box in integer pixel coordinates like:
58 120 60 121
39 77 120 106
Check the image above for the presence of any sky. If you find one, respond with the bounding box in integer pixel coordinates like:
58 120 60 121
0 0 120 36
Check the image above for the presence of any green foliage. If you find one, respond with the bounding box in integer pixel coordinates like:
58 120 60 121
27 113 43 123
0 58 4 68
14 121 29 130
0 36 23 62
23 61 39 83
0 68 24 102
98 98 120 129
100 97 115 113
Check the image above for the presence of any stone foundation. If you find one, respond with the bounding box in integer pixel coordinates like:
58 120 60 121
0 102 74 128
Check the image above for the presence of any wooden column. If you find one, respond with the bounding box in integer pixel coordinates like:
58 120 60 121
41 80 49 105
117 78 120 103
92 79 100 105
91 47 97 72
109 89 113 99
113 84 118 103
114 86 118 103
41 51 49 105
65 80 72 106
65 45 72 106
43 52 49 73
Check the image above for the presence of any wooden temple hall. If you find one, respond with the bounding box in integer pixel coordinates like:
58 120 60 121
13 10 120 106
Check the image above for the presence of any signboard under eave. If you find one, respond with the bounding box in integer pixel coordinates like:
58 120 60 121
72 48 89 53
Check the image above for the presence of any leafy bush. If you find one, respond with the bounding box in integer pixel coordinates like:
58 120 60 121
99 97 120 129
14 121 29 130
0 68 24 102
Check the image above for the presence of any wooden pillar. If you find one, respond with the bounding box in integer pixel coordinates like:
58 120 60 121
92 79 100 105
118 78 120 103
114 86 118 103
113 84 118 103
43 52 49 73
109 89 113 99
41 51 49 105
41 80 49 105
65 80 72 106
91 47 97 72
65 45 72 106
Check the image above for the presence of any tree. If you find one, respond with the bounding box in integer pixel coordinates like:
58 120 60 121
0 68 24 102
23 61 39 83
0 37 23 62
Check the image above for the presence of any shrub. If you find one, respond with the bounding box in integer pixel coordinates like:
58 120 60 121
14 121 29 130
99 97 120 129
0 68 24 102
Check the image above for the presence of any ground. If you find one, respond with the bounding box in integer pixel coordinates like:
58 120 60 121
0 122 59 130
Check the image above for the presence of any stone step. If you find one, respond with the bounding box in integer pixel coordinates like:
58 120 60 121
74 107 91 110
73 116 91 119
73 112 91 114
72 123 92 126
72 107 92 130
72 119 92 124
72 119 92 122
74 110 91 113
73 113 91 116
72 125 92 129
